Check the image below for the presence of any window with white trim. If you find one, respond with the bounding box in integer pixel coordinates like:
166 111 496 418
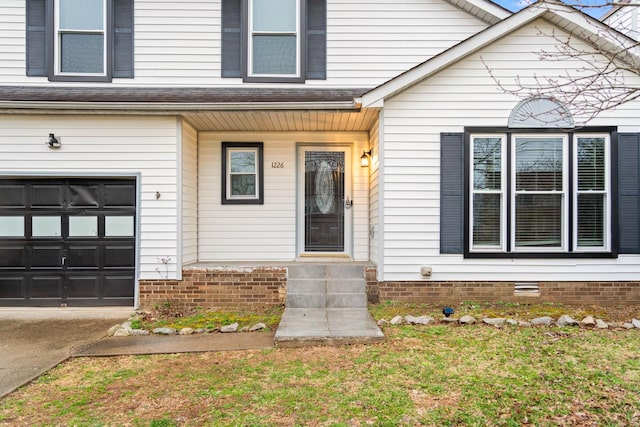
248 0 300 78
222 142 264 204
470 133 610 254
55 0 107 76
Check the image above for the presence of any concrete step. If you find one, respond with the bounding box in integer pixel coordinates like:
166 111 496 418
326 264 364 280
326 278 365 294
327 292 368 308
286 278 326 293
285 292 326 308
288 264 326 279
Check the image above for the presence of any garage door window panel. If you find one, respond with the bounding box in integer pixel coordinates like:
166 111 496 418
0 216 24 237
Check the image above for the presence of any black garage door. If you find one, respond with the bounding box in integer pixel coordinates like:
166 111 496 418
0 178 136 307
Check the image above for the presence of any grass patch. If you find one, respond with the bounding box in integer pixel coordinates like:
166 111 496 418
137 304 284 331
1 303 639 426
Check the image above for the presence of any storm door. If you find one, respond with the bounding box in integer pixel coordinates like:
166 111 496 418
298 147 352 255
0 178 136 307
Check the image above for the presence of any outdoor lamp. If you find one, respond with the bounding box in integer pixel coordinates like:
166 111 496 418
360 149 372 167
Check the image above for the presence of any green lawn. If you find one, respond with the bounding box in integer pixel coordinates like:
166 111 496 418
1 303 639 426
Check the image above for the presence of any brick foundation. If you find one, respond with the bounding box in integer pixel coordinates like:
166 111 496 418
375 281 640 306
139 266 286 310
139 265 640 309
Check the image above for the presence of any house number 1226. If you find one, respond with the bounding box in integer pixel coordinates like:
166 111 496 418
271 162 285 168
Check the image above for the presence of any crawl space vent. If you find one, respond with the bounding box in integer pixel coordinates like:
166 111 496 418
514 282 540 297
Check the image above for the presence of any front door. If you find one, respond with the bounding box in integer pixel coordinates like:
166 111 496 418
0 178 136 307
298 146 352 255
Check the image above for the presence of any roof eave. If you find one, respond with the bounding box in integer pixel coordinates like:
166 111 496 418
0 100 361 113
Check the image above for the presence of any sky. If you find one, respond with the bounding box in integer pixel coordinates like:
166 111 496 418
490 0 611 18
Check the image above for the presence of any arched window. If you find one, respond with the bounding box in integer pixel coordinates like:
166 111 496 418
508 97 574 128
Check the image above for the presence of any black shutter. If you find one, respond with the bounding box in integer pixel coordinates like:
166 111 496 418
306 0 326 80
440 133 465 254
222 0 242 78
618 133 640 253
26 0 47 76
113 0 134 78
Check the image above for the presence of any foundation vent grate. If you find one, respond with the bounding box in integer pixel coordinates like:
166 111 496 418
514 282 540 297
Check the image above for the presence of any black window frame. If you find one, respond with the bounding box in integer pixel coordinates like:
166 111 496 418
26 0 134 82
221 0 326 83
463 126 618 259
221 142 265 205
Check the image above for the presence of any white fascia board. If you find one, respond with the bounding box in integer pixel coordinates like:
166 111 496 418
361 2 640 108
456 0 512 20
0 101 359 112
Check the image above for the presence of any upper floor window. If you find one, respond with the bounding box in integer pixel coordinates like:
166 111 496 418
26 0 134 81
55 0 107 76
249 0 299 78
221 0 326 82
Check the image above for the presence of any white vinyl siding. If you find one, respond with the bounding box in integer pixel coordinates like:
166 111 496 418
0 115 180 280
378 19 640 282
198 132 369 261
603 6 638 40
0 1 24 79
2 0 489 86
182 119 198 265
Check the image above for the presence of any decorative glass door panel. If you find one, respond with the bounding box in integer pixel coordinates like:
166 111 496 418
303 149 348 252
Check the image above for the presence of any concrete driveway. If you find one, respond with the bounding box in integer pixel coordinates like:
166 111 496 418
0 307 132 398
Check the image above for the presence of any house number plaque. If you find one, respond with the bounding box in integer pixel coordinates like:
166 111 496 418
271 162 285 168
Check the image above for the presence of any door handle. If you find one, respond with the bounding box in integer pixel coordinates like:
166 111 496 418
61 256 67 266
345 197 353 209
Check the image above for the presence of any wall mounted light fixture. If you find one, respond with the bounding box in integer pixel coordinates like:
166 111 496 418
47 133 61 149
360 149 372 167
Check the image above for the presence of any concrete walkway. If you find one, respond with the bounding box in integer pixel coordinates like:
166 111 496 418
274 307 384 347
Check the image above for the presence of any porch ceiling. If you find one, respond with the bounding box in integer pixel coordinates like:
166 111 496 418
181 109 380 132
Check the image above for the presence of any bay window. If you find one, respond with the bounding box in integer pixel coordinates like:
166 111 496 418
469 132 611 254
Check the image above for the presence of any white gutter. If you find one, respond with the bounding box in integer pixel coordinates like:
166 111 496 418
0 101 360 112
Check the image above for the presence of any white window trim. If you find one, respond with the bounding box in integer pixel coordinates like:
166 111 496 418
511 134 569 253
573 134 611 252
247 0 301 79
226 147 260 201
54 0 108 77
470 134 507 252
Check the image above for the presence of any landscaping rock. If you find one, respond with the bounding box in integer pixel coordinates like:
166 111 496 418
405 315 434 325
250 322 267 332
130 329 150 336
390 316 404 325
377 319 389 327
220 323 239 333
240 326 250 333
179 328 195 335
194 328 207 334
121 321 134 333
595 319 609 329
581 316 596 327
531 316 553 326
506 319 518 326
623 323 634 330
556 315 579 327
441 317 459 324
107 324 123 337
153 327 177 335
459 315 476 325
113 327 130 337
633 319 640 329
518 321 532 327
482 318 506 326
